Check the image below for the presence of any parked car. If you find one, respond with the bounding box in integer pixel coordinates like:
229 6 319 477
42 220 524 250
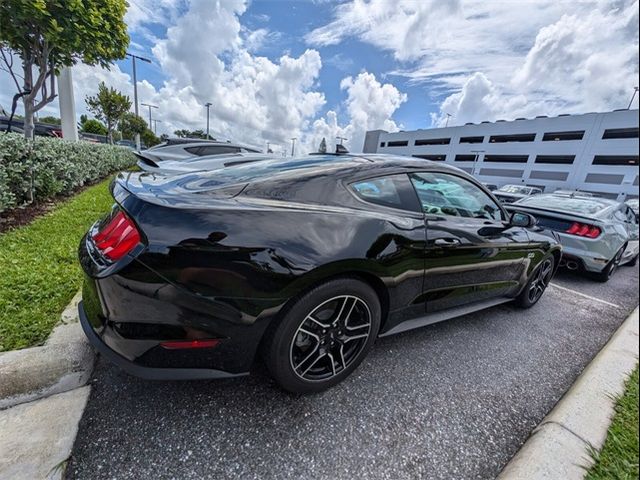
483 183 498 192
78 154 560 393
510 193 639 281
626 198 639 217
135 151 271 174
143 140 261 162
493 184 543 204
116 139 147 150
0 116 62 137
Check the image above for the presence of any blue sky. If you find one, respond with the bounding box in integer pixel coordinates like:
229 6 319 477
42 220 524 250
1 0 637 152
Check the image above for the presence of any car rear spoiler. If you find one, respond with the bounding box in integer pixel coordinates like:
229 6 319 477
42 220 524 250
504 204 601 223
134 151 161 169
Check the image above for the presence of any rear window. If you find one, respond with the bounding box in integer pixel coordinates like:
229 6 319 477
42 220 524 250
518 195 613 215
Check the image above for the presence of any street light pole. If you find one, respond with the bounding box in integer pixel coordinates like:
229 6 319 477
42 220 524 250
204 102 212 139
126 53 151 150
152 119 162 134
290 137 297 157
445 113 452 127
336 136 347 145
141 103 158 130
628 86 639 109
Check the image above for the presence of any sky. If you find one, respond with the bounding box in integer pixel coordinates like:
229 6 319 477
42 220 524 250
1 0 638 154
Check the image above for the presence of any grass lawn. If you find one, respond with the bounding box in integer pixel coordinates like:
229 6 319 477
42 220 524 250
586 365 639 480
0 178 115 351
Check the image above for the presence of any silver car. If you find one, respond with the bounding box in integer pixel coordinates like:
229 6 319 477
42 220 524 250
135 151 271 174
510 193 639 282
144 141 261 162
493 184 543 204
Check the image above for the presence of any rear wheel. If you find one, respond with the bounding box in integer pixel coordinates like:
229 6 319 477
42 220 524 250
515 256 554 308
591 246 625 282
264 278 380 394
265 278 381 393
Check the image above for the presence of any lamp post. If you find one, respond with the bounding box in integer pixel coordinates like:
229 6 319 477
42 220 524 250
336 136 347 146
152 119 162 135
445 113 452 127
126 53 151 150
141 103 158 130
204 102 212 139
290 137 297 157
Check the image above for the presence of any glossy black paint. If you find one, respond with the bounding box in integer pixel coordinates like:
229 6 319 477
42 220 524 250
78 154 561 378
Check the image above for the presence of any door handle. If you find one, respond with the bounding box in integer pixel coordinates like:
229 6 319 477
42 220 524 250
433 238 461 247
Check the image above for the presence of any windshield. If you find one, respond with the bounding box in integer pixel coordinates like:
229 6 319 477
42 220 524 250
498 185 530 194
517 195 614 216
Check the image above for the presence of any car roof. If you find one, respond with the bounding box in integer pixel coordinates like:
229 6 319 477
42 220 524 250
516 193 621 218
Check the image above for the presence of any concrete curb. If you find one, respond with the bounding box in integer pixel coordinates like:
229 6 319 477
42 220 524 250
498 306 639 480
0 386 91 480
0 291 95 410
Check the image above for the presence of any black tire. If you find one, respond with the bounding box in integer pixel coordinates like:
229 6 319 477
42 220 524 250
590 246 625 283
515 256 555 308
624 254 638 267
264 278 381 394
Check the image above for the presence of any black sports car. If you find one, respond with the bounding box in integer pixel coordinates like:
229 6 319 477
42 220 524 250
78 154 561 393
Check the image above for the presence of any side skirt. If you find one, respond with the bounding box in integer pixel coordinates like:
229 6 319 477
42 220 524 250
379 297 512 337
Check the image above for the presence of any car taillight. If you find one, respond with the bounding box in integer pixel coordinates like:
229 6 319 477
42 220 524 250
91 210 141 261
565 222 601 238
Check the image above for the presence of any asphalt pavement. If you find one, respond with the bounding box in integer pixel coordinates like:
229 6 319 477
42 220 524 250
66 265 639 480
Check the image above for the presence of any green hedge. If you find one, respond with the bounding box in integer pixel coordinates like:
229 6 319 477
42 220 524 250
0 133 136 213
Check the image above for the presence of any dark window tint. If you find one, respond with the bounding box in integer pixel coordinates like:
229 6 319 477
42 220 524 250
199 146 241 156
351 175 420 211
387 140 409 147
412 154 446 161
409 172 503 221
602 128 639 139
380 142 386 147
459 136 484 144
535 155 575 164
185 146 203 155
542 131 585 141
592 155 639 166
414 138 450 146
454 154 476 162
489 133 536 143
484 155 529 163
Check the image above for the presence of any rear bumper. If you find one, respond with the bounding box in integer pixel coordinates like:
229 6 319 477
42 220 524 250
79 300 247 380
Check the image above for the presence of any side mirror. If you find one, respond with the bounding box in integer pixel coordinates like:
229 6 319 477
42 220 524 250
510 212 537 228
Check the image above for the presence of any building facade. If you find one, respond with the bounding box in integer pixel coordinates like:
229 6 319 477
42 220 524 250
363 109 639 200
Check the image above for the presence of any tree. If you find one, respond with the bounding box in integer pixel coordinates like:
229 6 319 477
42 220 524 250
119 112 147 140
0 0 129 139
318 137 327 153
173 128 215 140
86 82 131 143
81 118 108 136
141 129 161 148
39 115 61 125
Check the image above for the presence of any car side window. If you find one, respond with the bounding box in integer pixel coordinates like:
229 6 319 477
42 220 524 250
351 175 420 212
409 172 504 221
624 207 637 224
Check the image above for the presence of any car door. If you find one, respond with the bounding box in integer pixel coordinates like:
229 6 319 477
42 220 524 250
350 174 427 324
408 171 532 313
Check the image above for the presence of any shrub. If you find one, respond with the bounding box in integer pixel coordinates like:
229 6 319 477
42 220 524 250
0 133 136 213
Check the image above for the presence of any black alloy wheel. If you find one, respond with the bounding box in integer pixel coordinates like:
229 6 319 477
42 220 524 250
516 256 554 308
592 246 625 283
264 278 380 394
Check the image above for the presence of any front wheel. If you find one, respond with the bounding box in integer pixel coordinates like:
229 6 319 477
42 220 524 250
515 256 554 308
264 278 381 394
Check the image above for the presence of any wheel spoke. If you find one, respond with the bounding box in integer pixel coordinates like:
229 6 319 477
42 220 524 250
306 314 330 329
327 352 337 376
343 332 368 343
299 351 327 377
339 345 347 370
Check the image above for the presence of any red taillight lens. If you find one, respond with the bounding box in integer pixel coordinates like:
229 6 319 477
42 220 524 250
565 222 601 238
91 210 141 261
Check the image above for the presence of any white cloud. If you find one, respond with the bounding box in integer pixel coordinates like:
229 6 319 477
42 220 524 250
309 0 640 125
304 71 406 152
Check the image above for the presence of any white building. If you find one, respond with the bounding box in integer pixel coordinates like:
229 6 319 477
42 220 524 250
363 109 639 200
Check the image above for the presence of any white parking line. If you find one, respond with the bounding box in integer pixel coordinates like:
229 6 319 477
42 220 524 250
549 282 622 309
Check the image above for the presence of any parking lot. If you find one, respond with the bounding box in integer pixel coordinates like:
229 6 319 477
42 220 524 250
67 265 639 480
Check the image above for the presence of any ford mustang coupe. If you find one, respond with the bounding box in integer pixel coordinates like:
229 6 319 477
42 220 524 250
78 154 561 393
